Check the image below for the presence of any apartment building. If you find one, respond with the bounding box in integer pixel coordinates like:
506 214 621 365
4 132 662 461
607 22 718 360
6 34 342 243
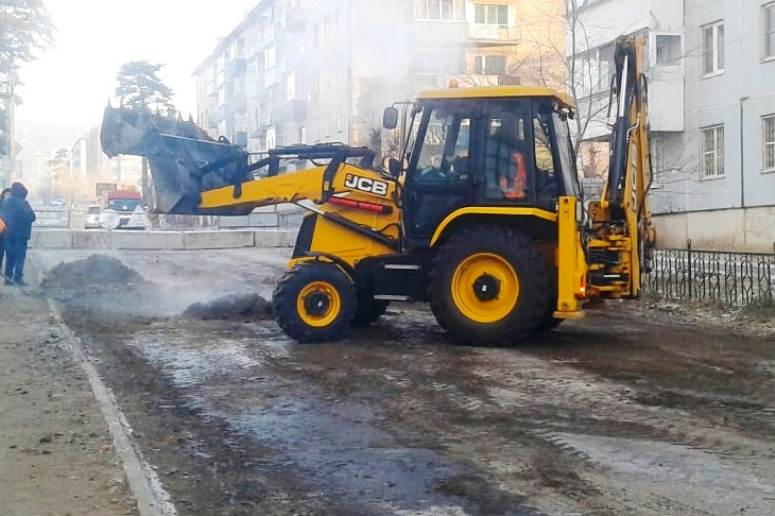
570 0 775 252
194 0 565 154
193 1 306 154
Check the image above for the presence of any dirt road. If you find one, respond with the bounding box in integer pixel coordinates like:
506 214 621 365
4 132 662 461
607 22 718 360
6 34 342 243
29 249 775 515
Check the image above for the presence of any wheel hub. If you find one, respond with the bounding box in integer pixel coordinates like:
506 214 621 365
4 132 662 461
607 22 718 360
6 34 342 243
473 273 500 301
451 252 520 324
304 291 331 316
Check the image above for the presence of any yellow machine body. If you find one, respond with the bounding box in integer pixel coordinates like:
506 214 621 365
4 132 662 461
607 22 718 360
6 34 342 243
110 36 654 344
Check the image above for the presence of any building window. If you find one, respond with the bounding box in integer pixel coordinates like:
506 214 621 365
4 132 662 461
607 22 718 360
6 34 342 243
414 0 454 20
474 55 506 75
702 21 725 76
286 72 296 101
475 4 508 25
701 125 724 178
572 43 615 97
656 34 682 65
764 2 775 59
763 115 775 172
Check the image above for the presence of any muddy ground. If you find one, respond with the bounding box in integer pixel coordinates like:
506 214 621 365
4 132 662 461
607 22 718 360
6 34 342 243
30 249 775 515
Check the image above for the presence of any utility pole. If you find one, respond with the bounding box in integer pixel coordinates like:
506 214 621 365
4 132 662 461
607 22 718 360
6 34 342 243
8 75 15 186
0 60 12 188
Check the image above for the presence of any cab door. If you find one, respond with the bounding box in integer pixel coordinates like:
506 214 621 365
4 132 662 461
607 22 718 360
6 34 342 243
403 104 479 248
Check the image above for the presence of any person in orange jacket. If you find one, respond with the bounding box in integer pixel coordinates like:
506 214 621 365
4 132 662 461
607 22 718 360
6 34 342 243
0 188 10 273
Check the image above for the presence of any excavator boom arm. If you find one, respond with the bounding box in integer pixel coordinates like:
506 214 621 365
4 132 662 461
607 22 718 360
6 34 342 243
587 35 655 300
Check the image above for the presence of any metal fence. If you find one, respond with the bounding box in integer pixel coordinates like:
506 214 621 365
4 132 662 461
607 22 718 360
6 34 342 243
645 241 775 307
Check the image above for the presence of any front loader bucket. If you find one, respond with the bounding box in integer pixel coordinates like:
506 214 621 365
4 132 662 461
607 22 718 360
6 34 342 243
100 106 254 215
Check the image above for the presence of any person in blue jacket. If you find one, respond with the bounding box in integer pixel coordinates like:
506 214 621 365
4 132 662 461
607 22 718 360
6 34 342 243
1 183 36 286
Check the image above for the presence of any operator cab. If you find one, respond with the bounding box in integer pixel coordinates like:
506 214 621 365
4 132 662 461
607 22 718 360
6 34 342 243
389 86 580 248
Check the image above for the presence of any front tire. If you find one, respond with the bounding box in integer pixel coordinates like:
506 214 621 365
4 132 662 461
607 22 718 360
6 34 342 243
273 262 356 343
429 227 551 346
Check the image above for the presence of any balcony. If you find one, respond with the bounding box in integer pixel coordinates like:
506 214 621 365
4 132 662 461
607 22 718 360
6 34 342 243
226 58 247 80
412 20 468 47
276 98 306 124
210 104 229 125
466 24 519 45
283 7 304 32
256 112 274 133
231 96 248 115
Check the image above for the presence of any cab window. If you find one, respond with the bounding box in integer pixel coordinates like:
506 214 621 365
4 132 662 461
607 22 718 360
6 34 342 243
484 108 529 202
414 111 471 186
405 105 473 241
533 111 559 208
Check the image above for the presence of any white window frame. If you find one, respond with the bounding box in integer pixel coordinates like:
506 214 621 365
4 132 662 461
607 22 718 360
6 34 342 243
700 124 725 179
763 2 775 61
763 114 775 173
702 21 725 77
654 33 683 67
474 4 508 26
474 54 506 75
414 0 456 21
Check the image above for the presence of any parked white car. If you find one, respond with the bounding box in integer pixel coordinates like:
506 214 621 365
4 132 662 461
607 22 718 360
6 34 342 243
99 204 150 230
85 206 101 229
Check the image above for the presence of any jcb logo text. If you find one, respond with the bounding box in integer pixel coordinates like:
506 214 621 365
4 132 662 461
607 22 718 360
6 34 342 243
344 174 388 196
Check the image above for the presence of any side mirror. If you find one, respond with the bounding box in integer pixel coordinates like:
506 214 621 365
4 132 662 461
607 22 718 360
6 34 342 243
383 107 399 130
387 158 401 178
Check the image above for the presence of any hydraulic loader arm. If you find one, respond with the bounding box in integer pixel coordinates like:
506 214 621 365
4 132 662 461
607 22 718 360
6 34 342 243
587 35 656 299
100 105 403 263
100 105 396 216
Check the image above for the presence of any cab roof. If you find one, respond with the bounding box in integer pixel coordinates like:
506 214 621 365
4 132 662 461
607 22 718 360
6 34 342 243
417 86 574 109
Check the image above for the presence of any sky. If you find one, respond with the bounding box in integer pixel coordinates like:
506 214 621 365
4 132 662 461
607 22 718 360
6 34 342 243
16 0 258 130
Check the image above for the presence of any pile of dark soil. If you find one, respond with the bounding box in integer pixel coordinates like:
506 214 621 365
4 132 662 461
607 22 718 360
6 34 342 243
40 255 149 302
183 293 273 321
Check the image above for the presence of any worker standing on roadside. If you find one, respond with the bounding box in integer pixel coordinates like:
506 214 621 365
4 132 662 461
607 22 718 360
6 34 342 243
1 183 36 286
0 188 10 274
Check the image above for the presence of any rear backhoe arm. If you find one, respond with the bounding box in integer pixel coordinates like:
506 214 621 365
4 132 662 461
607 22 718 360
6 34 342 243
585 35 656 300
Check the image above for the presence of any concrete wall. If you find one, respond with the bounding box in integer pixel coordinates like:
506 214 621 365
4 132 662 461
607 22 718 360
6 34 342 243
28 229 294 251
654 206 775 253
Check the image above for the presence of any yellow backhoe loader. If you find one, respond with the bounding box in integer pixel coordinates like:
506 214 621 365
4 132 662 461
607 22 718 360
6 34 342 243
101 35 655 345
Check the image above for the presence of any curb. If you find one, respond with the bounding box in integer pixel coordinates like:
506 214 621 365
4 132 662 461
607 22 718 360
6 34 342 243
44 294 177 516
29 229 295 251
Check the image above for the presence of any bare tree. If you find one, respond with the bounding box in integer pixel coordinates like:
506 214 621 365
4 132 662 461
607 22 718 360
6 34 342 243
500 0 613 177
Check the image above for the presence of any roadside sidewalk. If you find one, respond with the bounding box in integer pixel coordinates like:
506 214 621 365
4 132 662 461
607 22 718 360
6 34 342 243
0 284 136 515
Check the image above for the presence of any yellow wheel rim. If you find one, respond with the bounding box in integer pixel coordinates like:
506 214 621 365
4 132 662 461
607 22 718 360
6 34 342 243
451 253 520 324
296 281 342 328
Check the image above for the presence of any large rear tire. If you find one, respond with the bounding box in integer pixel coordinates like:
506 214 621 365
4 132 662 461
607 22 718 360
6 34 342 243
273 262 356 343
429 227 551 346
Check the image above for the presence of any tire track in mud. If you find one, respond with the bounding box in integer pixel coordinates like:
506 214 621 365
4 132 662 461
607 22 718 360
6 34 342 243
472 345 775 515
124 319 537 516
58 306 354 516
273 308 775 515
52 265 775 516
